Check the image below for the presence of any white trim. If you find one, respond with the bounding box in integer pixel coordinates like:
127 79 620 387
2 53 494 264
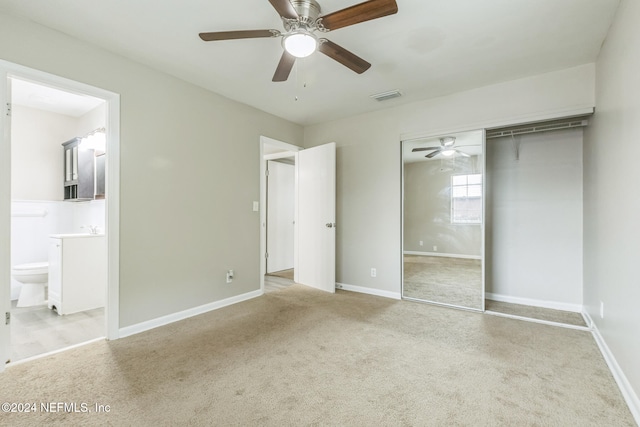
335 282 402 300
583 311 640 425
481 131 486 312
6 337 104 367
105 91 120 340
119 289 263 338
486 292 582 313
404 251 481 260
581 311 593 329
0 69 10 372
484 310 590 331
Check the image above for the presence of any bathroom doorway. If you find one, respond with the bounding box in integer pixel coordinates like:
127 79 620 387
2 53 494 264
0 61 120 370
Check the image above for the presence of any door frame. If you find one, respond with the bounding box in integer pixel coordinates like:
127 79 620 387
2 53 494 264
0 60 121 370
259 136 302 293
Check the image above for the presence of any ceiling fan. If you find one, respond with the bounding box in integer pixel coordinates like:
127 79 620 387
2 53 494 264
412 137 472 159
199 0 398 82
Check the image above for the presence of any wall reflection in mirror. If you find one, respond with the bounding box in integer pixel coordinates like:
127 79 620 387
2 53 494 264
402 130 485 311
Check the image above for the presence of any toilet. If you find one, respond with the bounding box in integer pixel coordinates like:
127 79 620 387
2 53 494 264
12 262 49 307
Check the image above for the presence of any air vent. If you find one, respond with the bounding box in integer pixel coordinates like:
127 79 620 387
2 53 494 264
486 116 590 139
370 90 402 102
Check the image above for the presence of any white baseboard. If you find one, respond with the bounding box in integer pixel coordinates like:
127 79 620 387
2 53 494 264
335 283 401 300
484 310 590 331
486 292 582 313
583 311 640 425
404 251 481 260
119 289 263 338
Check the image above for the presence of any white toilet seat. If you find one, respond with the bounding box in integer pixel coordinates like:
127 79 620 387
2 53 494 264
12 261 49 277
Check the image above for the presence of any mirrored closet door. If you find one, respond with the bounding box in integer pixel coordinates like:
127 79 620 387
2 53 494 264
402 130 485 311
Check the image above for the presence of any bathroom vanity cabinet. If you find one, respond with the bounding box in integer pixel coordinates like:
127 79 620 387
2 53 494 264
62 137 95 201
48 234 106 315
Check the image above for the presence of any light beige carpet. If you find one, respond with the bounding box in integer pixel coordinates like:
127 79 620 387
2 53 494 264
404 255 483 309
1 285 635 426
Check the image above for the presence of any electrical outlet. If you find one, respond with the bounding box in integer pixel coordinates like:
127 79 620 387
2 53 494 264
600 301 604 319
433 245 438 252
226 270 234 283
371 268 377 278
419 240 423 246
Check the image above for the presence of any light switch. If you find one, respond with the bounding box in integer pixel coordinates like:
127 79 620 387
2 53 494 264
252 201 259 212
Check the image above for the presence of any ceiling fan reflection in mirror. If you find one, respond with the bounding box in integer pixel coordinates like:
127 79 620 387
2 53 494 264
412 137 473 159
199 0 398 82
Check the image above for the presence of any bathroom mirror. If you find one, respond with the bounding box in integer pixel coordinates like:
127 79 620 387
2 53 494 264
402 130 485 311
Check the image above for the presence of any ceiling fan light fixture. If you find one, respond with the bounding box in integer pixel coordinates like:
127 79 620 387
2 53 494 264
441 149 456 157
441 137 456 147
283 31 318 58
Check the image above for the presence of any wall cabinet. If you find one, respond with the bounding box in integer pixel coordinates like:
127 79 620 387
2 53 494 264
62 137 95 201
48 234 106 315
95 153 106 199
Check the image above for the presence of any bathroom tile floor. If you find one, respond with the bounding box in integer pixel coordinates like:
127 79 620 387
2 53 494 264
9 301 104 363
264 270 295 293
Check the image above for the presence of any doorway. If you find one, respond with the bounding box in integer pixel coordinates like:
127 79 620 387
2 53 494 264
259 136 336 294
0 61 120 370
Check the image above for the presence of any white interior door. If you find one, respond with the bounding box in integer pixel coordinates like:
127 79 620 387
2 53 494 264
266 160 295 273
0 72 11 370
295 142 336 293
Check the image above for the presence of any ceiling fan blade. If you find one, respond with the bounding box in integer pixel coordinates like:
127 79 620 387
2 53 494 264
412 146 441 152
320 0 398 31
199 30 279 41
318 39 371 74
272 51 296 82
426 150 441 159
455 150 471 157
268 0 299 19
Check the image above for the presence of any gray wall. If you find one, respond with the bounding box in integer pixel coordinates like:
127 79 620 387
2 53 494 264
11 105 77 201
584 0 640 407
0 14 303 327
403 157 482 256
304 64 595 293
486 129 583 305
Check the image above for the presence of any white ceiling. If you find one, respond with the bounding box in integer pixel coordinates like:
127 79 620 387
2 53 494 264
0 0 620 126
11 78 105 117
